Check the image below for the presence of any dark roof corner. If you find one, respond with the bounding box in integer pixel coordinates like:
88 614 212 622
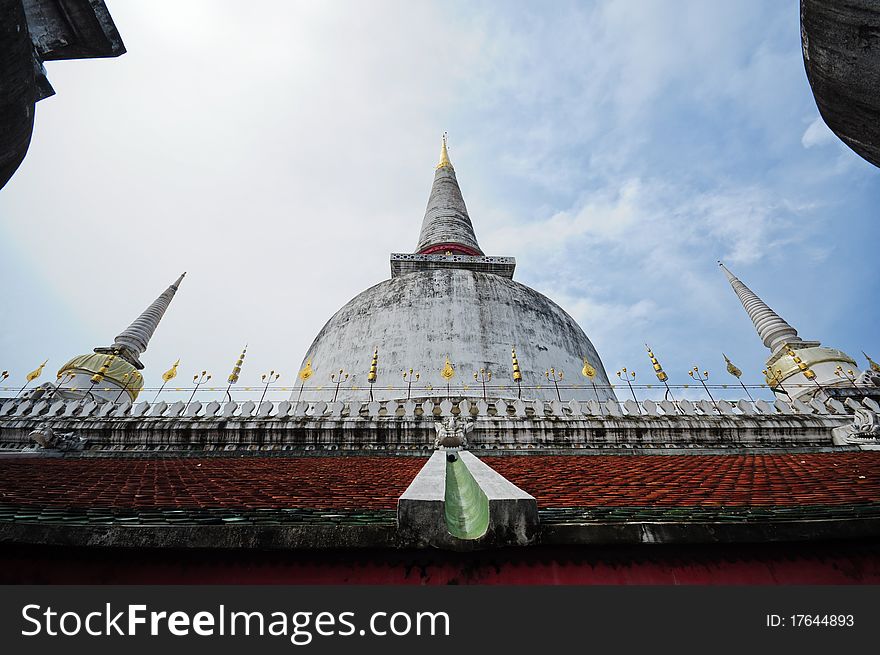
22 0 126 61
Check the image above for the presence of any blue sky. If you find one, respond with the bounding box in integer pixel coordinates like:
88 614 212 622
1 0 878 399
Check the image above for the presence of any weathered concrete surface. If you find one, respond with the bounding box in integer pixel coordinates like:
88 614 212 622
1 513 876 550
459 451 539 546
417 162 483 255
801 0 880 168
542 517 880 546
0 521 397 550
298 268 616 403
0 410 852 454
397 451 447 545
390 253 515 279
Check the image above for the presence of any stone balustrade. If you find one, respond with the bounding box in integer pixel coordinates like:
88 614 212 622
1 394 869 454
0 395 871 421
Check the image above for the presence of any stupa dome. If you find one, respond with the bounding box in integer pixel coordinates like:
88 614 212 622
300 267 613 403
296 137 614 403
57 353 143 402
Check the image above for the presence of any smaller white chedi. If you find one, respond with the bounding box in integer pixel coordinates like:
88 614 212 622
53 273 186 403
295 137 617 403
718 262 860 400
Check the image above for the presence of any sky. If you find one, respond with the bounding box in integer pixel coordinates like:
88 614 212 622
1 0 878 401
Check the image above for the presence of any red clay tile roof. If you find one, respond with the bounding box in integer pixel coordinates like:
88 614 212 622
488 452 880 508
0 457 426 511
1 453 879 515
484 452 880 508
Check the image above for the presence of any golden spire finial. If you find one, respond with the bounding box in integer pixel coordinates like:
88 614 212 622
227 345 247 385
436 132 452 169
368 348 378 384
645 344 668 382
511 347 522 382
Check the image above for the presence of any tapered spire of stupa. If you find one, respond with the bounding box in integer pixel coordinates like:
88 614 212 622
718 262 801 353
415 134 484 256
95 273 186 369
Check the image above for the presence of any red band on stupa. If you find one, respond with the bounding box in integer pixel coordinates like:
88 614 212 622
418 243 482 256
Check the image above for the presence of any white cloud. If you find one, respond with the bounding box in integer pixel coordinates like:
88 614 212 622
801 116 836 148
489 176 815 268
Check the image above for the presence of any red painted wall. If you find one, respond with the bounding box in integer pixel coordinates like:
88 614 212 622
2 541 878 585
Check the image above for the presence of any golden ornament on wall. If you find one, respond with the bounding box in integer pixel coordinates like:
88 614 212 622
298 359 314 382
440 356 455 381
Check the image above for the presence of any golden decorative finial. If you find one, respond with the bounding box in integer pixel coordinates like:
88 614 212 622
545 367 564 401
863 352 880 374
26 359 48 382
367 348 379 401
402 368 420 400
511 348 523 382
616 368 635 382
258 370 281 406
440 356 455 381
763 367 793 400
227 346 246 384
330 368 349 403
581 357 602 402
688 365 719 411
163 359 181 383
834 365 857 388
192 370 211 383
474 367 492 401
581 358 596 379
295 358 314 403
615 367 642 409
185 370 211 411
722 353 742 378
153 358 180 403
722 353 753 401
645 345 667 382
298 358 314 383
436 132 452 169
368 348 378 384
